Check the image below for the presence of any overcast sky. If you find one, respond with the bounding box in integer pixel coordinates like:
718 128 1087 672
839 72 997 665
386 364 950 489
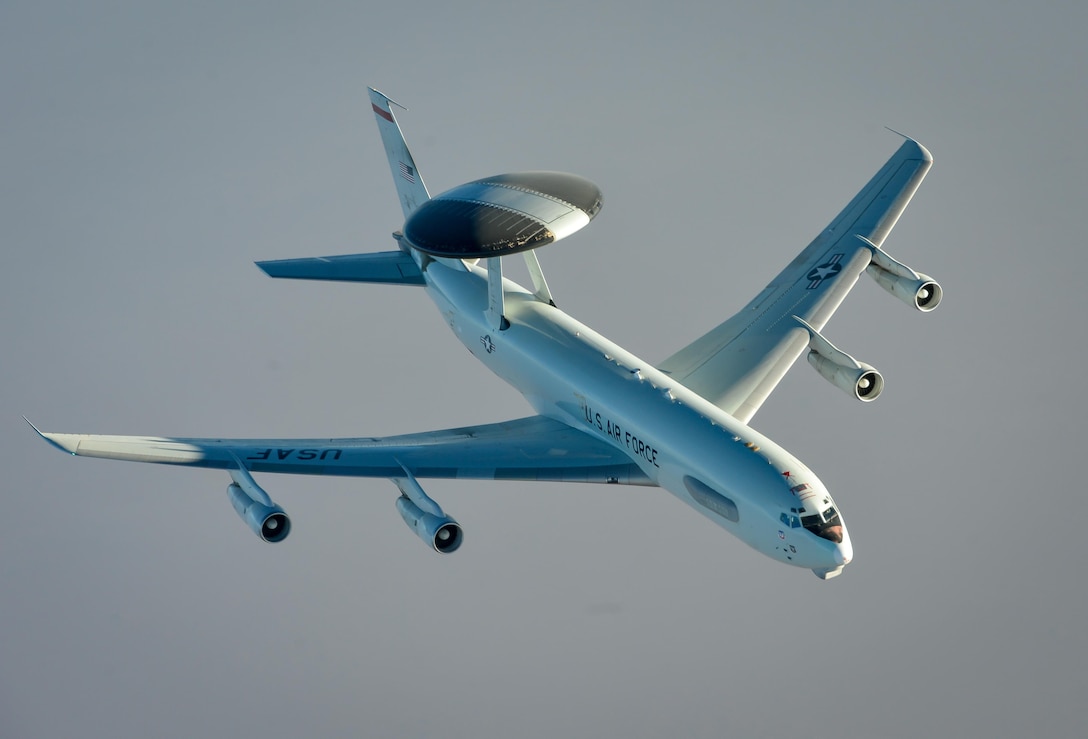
3 2 1086 737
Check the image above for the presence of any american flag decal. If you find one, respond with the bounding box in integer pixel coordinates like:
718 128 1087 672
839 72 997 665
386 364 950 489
399 161 415 183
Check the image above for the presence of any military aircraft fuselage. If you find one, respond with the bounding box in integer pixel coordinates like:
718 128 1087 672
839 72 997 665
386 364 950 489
423 257 853 577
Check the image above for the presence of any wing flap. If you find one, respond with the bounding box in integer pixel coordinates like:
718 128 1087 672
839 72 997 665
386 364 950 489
659 138 932 423
35 416 652 485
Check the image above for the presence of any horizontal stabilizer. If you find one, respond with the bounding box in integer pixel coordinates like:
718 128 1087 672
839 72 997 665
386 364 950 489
256 250 425 286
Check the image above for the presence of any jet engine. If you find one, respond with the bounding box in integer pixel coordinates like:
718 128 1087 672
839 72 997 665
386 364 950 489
227 482 291 543
858 235 943 312
867 265 942 312
795 316 884 402
393 472 463 553
807 353 883 402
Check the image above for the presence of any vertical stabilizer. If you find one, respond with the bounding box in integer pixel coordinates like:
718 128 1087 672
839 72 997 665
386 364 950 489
368 88 431 220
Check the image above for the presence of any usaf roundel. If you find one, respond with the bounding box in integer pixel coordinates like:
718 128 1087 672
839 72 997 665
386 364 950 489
807 254 844 289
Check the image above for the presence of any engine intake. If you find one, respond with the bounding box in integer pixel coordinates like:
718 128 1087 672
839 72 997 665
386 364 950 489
393 470 463 553
868 265 942 312
227 483 292 543
857 235 943 312
807 352 884 402
396 496 464 553
795 316 884 403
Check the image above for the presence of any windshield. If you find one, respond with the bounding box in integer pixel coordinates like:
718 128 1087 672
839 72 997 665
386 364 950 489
801 507 844 543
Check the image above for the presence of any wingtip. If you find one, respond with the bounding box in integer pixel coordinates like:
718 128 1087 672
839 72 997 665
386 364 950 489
23 416 78 455
884 127 933 163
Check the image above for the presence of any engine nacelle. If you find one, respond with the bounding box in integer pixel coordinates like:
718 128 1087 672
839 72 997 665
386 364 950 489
857 234 943 312
395 495 464 554
807 351 884 402
795 316 884 402
227 483 291 543
392 471 463 553
867 264 943 312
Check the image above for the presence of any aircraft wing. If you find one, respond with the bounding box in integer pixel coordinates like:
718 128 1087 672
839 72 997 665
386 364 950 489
29 415 651 485
658 138 933 423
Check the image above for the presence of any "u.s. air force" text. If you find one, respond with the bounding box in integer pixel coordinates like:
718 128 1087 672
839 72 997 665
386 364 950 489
581 403 660 468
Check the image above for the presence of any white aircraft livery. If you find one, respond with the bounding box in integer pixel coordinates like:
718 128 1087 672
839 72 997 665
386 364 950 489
29 89 941 579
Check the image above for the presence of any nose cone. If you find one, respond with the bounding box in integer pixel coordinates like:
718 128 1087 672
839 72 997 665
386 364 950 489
813 526 853 579
834 526 854 565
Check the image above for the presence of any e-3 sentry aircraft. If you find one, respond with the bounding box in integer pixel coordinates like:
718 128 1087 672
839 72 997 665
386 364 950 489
29 89 941 579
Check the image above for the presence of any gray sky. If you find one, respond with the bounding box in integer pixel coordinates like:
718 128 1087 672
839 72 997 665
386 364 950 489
3 1 1086 737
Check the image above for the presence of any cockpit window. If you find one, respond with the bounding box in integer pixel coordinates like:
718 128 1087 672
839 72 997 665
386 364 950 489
802 507 843 543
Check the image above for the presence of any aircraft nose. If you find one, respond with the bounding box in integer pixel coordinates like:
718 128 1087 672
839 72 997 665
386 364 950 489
834 534 853 565
823 524 844 544
812 529 852 579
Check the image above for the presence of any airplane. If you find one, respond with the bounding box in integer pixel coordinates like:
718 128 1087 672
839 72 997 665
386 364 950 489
28 88 941 579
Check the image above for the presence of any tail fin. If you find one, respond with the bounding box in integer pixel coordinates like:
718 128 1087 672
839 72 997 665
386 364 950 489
368 88 430 220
